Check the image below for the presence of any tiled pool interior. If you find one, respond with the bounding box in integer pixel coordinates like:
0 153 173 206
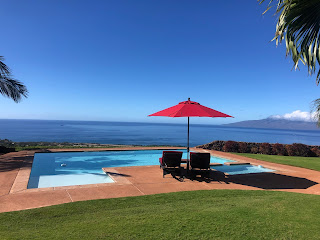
28 150 274 189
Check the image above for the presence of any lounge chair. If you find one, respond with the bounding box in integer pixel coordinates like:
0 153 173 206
190 152 211 179
159 151 183 179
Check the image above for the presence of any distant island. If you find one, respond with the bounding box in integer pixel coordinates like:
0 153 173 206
223 118 320 131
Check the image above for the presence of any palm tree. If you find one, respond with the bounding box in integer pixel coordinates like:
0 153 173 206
259 0 320 124
0 56 28 102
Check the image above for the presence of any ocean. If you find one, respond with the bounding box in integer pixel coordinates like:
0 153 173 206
0 119 320 146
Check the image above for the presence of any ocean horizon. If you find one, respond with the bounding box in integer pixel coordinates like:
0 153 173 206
1 119 320 147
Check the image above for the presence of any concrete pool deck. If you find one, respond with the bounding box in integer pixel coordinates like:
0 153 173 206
1 147 320 213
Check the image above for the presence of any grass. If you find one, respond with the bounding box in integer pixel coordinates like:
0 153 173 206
1 190 320 239
234 153 320 171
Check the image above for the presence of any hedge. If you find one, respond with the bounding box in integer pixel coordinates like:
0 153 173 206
197 140 320 157
0 146 15 154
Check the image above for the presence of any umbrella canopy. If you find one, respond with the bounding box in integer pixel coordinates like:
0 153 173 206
149 99 232 118
148 98 233 169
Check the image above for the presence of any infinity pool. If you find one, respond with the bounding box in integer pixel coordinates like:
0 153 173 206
27 150 272 189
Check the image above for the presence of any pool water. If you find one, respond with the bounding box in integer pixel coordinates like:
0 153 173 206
27 150 214 188
27 150 272 189
211 164 274 175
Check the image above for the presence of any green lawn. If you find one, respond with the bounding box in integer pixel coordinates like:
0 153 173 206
1 190 320 239
234 153 320 171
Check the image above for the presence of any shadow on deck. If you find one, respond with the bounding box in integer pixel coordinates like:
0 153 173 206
226 172 318 190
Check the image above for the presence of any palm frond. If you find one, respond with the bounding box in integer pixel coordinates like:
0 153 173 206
259 0 320 84
260 0 320 126
0 56 28 102
312 98 320 126
0 56 11 77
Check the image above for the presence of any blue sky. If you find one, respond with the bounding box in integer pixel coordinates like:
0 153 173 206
1 0 319 124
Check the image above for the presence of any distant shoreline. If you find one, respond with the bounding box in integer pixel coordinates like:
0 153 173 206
223 118 320 131
0 139 183 151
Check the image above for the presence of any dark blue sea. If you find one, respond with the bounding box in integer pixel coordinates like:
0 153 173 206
0 119 320 146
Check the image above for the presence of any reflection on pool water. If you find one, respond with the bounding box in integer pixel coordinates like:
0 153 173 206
28 150 272 189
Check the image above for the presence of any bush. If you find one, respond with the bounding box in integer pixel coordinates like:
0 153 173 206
223 141 239 152
198 140 225 151
251 146 259 154
210 141 225 151
0 146 15 154
286 143 310 157
259 143 272 155
272 143 287 156
238 142 248 153
310 147 320 157
196 140 320 157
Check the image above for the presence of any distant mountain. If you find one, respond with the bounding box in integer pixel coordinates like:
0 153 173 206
223 118 320 130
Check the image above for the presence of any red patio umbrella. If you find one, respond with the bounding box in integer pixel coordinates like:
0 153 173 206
148 98 233 168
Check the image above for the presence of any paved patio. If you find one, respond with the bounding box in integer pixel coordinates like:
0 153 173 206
1 147 320 213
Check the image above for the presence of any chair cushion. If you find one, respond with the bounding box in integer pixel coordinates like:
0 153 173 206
162 151 183 167
162 150 183 158
190 152 210 169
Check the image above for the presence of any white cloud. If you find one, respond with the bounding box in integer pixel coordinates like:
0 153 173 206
269 110 316 122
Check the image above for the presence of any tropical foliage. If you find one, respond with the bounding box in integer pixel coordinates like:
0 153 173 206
260 0 320 81
0 56 28 102
259 0 320 124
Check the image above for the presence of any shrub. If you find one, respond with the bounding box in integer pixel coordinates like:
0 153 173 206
197 140 320 157
310 147 320 157
251 146 259 154
210 141 225 151
197 141 225 151
238 142 248 153
259 142 272 155
285 145 295 156
200 143 213 150
0 146 15 154
272 143 287 156
223 141 239 152
286 143 310 157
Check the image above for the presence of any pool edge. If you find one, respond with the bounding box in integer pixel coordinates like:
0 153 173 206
10 147 187 193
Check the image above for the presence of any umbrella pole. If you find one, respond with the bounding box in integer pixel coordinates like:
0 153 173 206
187 116 190 173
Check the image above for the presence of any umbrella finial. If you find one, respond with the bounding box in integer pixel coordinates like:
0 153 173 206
188 97 190 101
